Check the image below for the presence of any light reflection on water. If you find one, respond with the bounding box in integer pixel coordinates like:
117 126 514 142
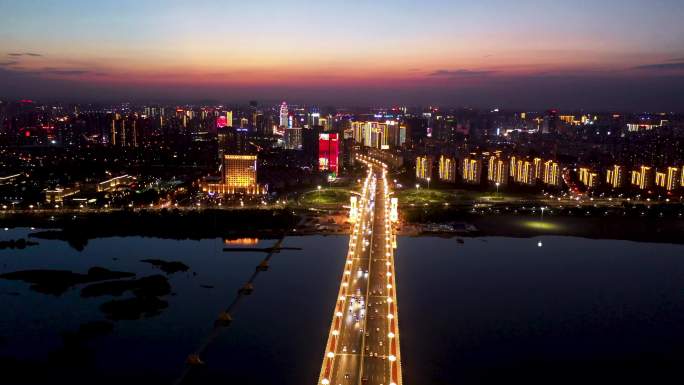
1 229 684 384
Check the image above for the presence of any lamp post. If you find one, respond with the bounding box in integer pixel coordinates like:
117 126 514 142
495 182 500 196
427 177 431 190
541 206 545 220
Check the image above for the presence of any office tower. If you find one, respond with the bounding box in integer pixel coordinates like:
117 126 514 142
279 102 288 127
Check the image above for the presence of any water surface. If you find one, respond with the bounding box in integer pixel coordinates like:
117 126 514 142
2 229 684 384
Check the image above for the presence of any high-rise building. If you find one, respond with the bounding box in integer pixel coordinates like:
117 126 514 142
218 126 249 157
200 154 266 195
667 167 680 191
513 159 535 185
285 127 302 150
543 160 561 187
225 110 233 127
279 102 288 127
630 166 653 190
488 155 509 186
302 126 321 168
319 133 339 174
579 167 599 189
416 156 433 181
351 121 401 149
462 156 482 185
533 158 543 180
656 167 680 191
223 154 257 187
438 155 456 183
606 165 625 189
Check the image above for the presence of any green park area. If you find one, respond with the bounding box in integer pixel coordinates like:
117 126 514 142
395 188 514 206
395 189 460 205
299 188 352 206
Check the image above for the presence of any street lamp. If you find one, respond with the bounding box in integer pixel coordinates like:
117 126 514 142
415 184 420 190
427 177 431 190
495 182 500 196
541 206 545 220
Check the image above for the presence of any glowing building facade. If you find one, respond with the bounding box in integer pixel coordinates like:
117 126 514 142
488 155 509 186
513 159 535 185
606 165 625 189
631 166 653 190
416 156 433 181
438 155 456 183
655 167 680 191
579 167 599 189
279 102 289 127
543 160 561 187
462 156 482 185
319 133 339 174
351 121 404 149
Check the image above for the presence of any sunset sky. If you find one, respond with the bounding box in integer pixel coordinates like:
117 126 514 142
1 0 683 110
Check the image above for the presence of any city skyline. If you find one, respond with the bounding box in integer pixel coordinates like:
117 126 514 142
1 0 684 110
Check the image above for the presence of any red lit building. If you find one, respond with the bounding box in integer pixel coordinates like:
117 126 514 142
216 116 228 128
319 133 339 174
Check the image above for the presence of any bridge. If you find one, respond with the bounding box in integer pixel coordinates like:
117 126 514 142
317 156 402 385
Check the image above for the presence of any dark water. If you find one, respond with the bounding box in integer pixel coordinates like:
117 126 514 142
2 229 684 385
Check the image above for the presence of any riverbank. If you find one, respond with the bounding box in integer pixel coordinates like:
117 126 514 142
401 214 684 244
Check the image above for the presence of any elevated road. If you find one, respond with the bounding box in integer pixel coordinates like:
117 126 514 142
318 158 402 385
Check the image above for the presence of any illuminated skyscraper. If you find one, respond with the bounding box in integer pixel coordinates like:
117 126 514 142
279 102 288 127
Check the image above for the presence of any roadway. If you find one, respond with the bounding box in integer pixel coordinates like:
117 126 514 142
318 158 402 385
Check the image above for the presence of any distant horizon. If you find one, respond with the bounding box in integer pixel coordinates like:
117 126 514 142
1 95 682 115
2 0 683 111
